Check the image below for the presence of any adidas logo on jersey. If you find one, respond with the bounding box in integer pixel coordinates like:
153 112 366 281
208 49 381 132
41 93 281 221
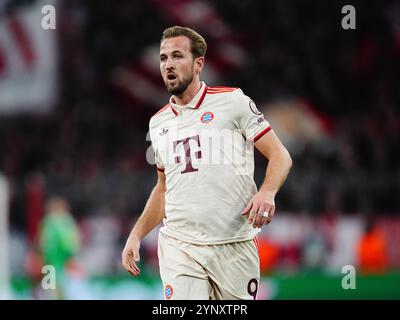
159 128 169 136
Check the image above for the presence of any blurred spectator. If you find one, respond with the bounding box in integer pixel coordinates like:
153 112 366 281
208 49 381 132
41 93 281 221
258 237 279 275
302 222 327 270
357 215 389 274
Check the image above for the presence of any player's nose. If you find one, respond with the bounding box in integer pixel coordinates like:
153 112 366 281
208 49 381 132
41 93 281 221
165 58 175 70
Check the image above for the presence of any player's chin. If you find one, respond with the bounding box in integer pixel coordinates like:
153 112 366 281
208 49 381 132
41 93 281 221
166 83 175 91
165 81 177 92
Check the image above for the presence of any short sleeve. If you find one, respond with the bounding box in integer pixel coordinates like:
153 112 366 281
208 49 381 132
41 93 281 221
154 148 165 171
234 90 271 142
149 120 165 171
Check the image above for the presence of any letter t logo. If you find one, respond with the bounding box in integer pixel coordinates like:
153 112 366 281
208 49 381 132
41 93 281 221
173 135 202 174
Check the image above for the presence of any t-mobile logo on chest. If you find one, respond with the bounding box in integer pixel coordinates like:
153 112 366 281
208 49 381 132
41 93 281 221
173 134 202 174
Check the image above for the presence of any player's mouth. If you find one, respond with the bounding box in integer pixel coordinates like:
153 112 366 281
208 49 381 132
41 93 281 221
167 73 178 84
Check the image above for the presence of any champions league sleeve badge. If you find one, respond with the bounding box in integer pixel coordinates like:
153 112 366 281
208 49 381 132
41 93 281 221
249 100 262 115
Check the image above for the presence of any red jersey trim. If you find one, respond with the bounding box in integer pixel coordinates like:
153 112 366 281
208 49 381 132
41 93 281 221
253 126 272 142
207 90 236 94
253 237 260 253
152 103 179 117
170 106 179 116
152 103 171 117
207 87 237 94
194 86 208 109
208 86 238 90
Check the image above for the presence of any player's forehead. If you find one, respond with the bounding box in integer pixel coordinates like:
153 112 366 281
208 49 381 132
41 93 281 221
160 36 191 55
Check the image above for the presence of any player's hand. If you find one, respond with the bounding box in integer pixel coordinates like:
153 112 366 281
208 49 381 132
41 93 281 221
241 191 276 228
122 236 141 276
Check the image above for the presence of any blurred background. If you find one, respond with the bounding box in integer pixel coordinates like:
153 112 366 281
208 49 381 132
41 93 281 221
0 0 399 299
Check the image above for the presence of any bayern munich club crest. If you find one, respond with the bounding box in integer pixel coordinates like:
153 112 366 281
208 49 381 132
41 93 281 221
165 284 173 299
200 111 214 123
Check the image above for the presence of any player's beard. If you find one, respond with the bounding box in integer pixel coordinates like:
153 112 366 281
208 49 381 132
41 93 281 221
165 69 194 96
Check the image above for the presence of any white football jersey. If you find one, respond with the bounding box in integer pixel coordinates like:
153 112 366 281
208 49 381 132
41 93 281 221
149 82 271 245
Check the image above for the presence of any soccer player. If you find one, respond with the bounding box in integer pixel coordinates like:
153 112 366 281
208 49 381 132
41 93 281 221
122 26 292 300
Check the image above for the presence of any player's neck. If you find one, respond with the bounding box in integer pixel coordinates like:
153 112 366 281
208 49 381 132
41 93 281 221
173 79 202 106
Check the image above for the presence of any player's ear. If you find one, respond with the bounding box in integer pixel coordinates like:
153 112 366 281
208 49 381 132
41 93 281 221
194 56 204 73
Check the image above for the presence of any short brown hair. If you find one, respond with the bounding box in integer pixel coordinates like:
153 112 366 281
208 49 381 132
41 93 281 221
161 26 207 59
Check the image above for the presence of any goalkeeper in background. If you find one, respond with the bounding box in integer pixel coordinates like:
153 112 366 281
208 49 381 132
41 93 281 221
39 196 81 299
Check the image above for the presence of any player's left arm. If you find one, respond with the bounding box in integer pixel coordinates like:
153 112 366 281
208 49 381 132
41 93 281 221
242 129 292 228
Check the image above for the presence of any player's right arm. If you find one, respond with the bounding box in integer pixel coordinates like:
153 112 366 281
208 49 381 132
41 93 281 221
121 169 166 276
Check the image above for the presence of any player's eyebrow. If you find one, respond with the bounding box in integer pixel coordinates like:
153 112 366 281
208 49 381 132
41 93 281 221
160 50 184 58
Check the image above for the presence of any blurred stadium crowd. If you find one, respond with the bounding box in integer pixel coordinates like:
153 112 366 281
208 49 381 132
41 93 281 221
0 0 399 298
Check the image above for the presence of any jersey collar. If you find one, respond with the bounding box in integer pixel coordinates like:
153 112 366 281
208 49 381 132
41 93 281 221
169 81 208 115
